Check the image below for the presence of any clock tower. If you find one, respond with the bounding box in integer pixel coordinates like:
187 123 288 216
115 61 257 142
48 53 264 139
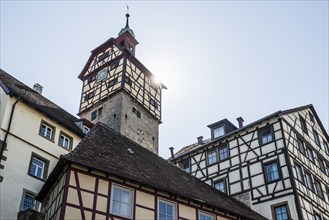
78 13 166 154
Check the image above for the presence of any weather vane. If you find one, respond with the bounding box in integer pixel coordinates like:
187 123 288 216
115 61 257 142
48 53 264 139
126 4 129 14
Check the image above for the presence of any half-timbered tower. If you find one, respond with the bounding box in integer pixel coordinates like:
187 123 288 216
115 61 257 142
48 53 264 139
37 123 267 220
78 13 166 154
170 105 329 220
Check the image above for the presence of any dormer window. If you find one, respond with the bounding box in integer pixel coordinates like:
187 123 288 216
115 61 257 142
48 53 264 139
214 125 225 138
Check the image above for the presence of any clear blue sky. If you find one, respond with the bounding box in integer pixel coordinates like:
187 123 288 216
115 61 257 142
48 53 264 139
1 1 328 159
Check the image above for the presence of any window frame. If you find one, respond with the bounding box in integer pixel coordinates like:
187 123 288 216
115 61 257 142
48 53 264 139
297 138 306 155
299 114 308 134
179 158 190 173
306 146 315 163
110 184 134 219
39 120 55 141
157 198 177 220
207 148 218 165
270 202 291 220
313 129 320 146
28 153 49 181
305 171 315 192
295 163 304 184
314 178 324 199
213 125 225 139
314 212 322 220
198 211 215 220
20 189 40 211
258 125 274 146
318 157 326 174
264 160 281 183
214 179 226 193
58 131 73 150
219 145 229 161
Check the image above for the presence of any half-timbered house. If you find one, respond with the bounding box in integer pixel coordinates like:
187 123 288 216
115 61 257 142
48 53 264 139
170 105 329 220
37 122 267 220
0 69 91 219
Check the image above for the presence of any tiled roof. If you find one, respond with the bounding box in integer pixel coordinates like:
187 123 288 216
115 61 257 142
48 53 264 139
0 69 85 137
39 123 267 220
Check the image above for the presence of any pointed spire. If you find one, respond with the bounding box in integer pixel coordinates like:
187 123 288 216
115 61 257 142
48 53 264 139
118 6 135 38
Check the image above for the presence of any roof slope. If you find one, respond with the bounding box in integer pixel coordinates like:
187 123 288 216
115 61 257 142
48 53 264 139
40 123 267 220
0 69 84 137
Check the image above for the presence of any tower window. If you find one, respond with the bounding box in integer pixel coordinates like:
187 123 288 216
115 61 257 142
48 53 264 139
91 110 97 121
110 60 120 70
132 107 141 118
150 98 159 109
125 76 132 86
87 75 96 84
108 78 118 87
98 51 109 62
84 91 95 101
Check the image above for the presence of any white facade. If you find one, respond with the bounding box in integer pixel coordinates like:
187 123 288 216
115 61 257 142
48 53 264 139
0 70 85 219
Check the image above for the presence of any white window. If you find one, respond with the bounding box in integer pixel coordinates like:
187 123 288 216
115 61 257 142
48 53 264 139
259 126 273 145
59 133 71 149
110 185 133 218
265 161 280 183
158 199 176 220
213 126 224 138
39 122 54 140
199 211 215 220
207 149 217 165
219 145 229 160
29 157 45 179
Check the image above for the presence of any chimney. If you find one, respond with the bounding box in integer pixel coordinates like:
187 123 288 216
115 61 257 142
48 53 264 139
33 83 43 94
236 117 244 128
197 136 203 145
169 147 175 158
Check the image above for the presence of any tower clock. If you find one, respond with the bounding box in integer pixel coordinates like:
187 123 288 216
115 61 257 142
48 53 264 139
78 13 166 154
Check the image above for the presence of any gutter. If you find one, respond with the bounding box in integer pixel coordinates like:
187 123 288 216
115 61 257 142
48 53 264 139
0 97 20 162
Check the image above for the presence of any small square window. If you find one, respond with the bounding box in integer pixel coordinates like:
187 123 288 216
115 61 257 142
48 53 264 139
198 211 215 220
158 199 176 220
298 138 306 155
58 132 73 150
295 163 304 184
219 145 229 161
87 75 96 84
110 185 133 218
305 171 315 192
323 141 329 155
20 190 40 211
207 149 217 165
39 121 55 141
264 161 280 183
28 153 49 180
259 125 274 145
313 130 320 146
84 91 95 101
110 60 120 70
214 179 226 193
213 126 224 138
83 126 90 134
300 115 308 134
108 78 118 87
179 159 190 173
125 76 132 86
98 51 109 62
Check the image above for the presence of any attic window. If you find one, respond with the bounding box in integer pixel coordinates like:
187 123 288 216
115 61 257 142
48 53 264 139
98 51 109 62
213 125 225 138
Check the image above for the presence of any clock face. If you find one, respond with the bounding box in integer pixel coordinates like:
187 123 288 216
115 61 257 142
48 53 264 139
96 68 108 82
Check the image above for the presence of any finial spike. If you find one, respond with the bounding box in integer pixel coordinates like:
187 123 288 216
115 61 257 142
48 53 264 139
126 4 129 14
125 5 130 28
